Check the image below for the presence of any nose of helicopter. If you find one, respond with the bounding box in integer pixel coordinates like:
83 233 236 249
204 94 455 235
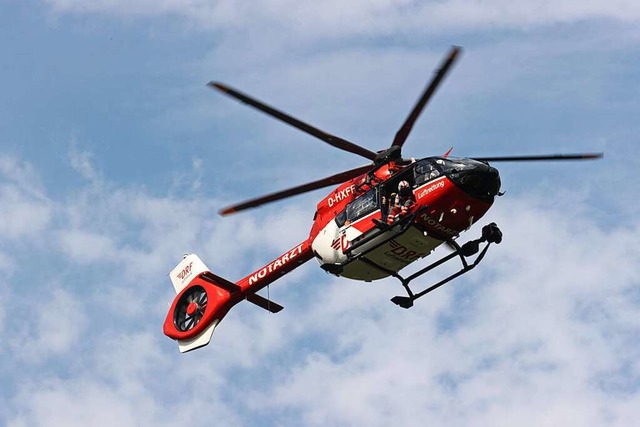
448 162 501 201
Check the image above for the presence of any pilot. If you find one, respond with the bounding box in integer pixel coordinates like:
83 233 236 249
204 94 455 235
386 180 415 223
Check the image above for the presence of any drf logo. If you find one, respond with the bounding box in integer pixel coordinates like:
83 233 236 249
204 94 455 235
177 262 194 280
340 234 350 252
384 240 425 262
330 234 351 253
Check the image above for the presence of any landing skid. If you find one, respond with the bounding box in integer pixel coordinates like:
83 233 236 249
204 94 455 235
361 223 503 309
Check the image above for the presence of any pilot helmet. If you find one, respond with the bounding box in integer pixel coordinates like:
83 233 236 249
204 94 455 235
398 180 411 196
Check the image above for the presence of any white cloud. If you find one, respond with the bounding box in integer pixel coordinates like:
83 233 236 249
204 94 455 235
92 332 167 387
8 379 155 427
68 141 100 183
0 156 52 240
13 288 88 364
7 373 248 427
44 0 640 35
58 229 120 263
0 185 51 238
0 251 15 274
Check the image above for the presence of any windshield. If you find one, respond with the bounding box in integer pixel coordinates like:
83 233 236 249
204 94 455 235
434 157 486 172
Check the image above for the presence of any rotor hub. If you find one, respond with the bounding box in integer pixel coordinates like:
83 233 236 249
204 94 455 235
186 302 199 316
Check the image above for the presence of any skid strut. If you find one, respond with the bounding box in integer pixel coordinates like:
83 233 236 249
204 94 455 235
367 222 502 309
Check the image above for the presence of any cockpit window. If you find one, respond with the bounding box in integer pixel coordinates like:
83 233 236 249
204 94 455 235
335 189 378 227
436 157 483 172
414 159 441 185
415 157 489 185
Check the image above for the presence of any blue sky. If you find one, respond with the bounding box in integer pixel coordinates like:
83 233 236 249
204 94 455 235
2 1 640 426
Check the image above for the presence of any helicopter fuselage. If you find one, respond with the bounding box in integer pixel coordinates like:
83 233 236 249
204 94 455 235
309 156 499 281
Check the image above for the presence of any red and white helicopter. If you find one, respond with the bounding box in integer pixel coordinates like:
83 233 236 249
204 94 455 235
163 46 602 352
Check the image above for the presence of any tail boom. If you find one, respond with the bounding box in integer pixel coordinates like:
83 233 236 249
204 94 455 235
163 241 313 352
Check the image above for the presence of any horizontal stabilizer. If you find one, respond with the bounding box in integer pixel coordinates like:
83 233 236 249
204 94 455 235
201 271 241 293
246 293 284 313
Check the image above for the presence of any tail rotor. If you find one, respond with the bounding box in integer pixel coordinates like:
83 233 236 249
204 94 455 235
174 285 208 332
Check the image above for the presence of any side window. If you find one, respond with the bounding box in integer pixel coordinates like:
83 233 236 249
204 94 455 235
335 189 378 227
335 210 347 227
415 160 440 186
346 189 378 220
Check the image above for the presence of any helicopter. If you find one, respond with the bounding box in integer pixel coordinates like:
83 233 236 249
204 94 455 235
162 46 602 352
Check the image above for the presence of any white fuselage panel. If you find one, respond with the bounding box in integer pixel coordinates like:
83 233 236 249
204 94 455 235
312 216 444 281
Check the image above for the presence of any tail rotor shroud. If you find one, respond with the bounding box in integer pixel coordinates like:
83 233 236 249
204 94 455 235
174 285 208 332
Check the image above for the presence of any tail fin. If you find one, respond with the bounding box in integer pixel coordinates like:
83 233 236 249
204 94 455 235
163 254 235 353
168 253 210 293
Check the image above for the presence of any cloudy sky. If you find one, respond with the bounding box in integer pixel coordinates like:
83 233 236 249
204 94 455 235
2 1 639 426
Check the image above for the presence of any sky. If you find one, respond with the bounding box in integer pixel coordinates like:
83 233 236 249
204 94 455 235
1 1 639 426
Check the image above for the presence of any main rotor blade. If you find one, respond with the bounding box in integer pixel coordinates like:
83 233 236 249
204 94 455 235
392 46 462 149
208 82 377 161
473 153 603 162
219 164 372 216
